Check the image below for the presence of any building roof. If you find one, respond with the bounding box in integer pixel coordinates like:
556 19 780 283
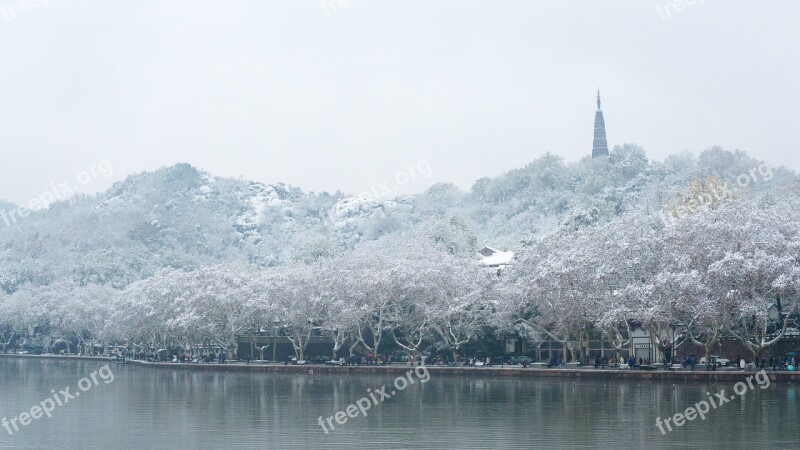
478 246 502 257
479 250 514 267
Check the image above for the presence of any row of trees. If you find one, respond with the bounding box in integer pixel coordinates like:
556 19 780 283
0 223 495 361
498 194 800 362
2 195 799 363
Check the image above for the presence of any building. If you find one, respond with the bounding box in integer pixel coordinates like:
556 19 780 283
592 89 609 158
478 246 514 269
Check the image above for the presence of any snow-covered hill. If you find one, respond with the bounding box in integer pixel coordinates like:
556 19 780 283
0 146 796 293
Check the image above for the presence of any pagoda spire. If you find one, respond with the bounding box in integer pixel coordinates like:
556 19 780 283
592 89 609 158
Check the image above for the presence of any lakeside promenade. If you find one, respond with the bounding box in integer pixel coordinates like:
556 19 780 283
4 353 800 382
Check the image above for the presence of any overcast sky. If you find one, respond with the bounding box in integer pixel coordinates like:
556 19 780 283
1 0 798 206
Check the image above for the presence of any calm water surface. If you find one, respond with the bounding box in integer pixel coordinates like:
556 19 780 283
0 358 797 449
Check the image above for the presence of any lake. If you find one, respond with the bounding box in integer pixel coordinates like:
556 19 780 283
0 357 797 449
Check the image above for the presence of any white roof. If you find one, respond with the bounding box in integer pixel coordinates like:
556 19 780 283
480 250 514 267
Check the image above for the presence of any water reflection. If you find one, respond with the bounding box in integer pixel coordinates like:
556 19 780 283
0 358 796 449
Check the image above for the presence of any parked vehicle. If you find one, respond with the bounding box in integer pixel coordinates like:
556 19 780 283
699 356 730 366
516 356 534 367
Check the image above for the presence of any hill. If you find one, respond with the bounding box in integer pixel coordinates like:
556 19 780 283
0 145 796 293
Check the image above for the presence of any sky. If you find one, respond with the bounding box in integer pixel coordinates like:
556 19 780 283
0 0 798 207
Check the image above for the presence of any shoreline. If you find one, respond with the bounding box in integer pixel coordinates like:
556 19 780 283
4 353 800 382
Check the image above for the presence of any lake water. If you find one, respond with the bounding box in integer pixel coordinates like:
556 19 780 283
0 357 797 449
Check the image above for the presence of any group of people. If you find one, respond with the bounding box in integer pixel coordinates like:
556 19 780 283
547 357 563 368
117 350 228 364
767 355 798 371
625 356 651 369
593 355 612 368
106 348 800 371
344 354 394 366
